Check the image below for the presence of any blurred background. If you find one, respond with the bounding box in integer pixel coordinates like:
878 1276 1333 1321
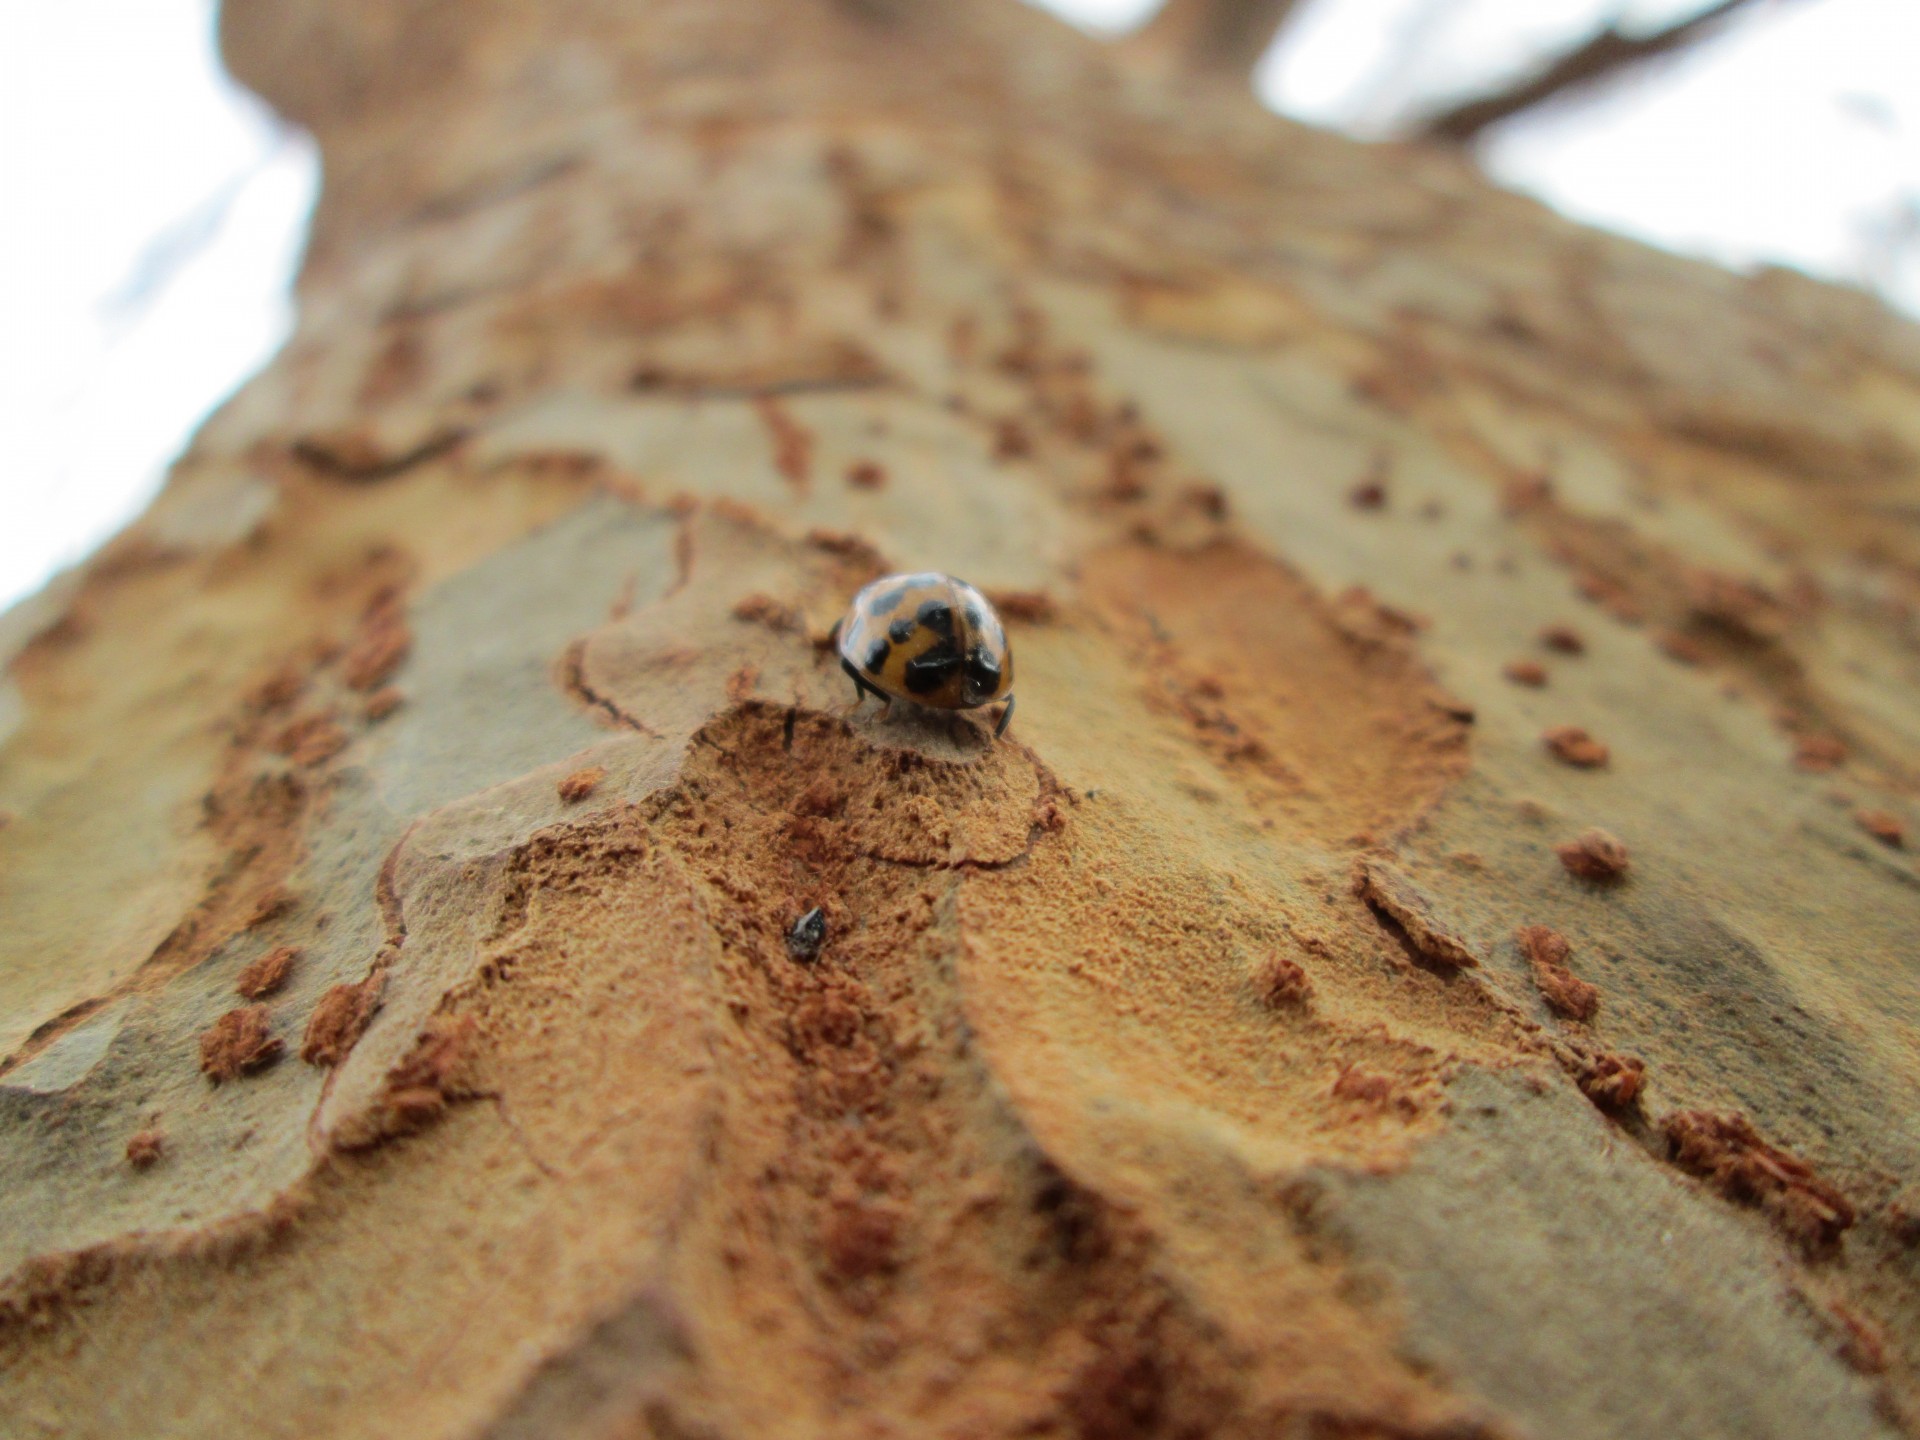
2 0 1914 614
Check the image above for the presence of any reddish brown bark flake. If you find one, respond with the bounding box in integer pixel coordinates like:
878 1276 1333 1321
363 687 405 721
1555 828 1630 882
1355 859 1479 968
274 714 349 767
557 767 607 803
1854 809 1905 849
756 396 813 490
1542 725 1610 769
1331 1065 1395 1105
1181 483 1229 519
1502 659 1547 688
125 1129 165 1170
1686 570 1782 643
342 588 412 692
985 589 1057 624
1030 793 1069 834
803 528 884 569
245 885 297 929
1574 1052 1644 1110
292 427 387 476
845 459 887 490
1258 955 1313 1009
245 666 305 714
1662 1110 1855 1253
1573 572 1643 623
1103 449 1150 503
1657 630 1708 666
730 593 802 632
1887 1196 1920 1250
992 416 1031 461
821 1198 903 1281
1502 474 1553 513
1348 479 1387 511
1793 733 1848 772
358 328 425 407
199 1005 284 1082
236 945 299 1000
1515 925 1599 1021
1828 1300 1888 1375
301 976 386 1068
1538 624 1585 655
378 1015 478 1129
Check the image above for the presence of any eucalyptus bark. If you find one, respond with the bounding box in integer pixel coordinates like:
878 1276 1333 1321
1125 0 1304 76
4 2 1920 1438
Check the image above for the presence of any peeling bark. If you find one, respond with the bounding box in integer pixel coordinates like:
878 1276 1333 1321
3 1 1920 1437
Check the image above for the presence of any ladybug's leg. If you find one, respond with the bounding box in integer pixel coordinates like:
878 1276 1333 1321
993 693 1015 739
841 655 882 706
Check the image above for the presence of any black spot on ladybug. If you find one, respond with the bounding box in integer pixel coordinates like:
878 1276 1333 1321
916 599 955 637
966 646 1001 697
787 907 828 962
905 642 962 694
964 605 984 631
888 616 916 643
865 636 891 672
872 584 910 614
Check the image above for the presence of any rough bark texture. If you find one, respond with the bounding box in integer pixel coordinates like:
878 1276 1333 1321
4 2 1920 1437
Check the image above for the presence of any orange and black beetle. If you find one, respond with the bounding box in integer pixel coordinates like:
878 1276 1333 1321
835 572 1015 737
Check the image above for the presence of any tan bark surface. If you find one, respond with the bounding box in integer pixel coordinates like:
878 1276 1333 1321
3 2 1920 1436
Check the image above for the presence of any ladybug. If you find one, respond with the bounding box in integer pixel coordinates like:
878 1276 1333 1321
836 572 1015 737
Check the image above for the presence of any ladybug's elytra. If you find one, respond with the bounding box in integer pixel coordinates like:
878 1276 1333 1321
835 572 1015 737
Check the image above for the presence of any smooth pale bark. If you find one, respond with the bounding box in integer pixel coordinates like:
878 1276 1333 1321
3 2 1919 1437
1124 0 1304 77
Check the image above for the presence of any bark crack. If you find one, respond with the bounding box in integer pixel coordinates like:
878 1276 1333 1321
556 639 661 736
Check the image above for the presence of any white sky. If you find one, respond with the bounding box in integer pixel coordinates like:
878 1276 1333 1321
0 0 1914 613
0 0 315 617
1258 0 1920 301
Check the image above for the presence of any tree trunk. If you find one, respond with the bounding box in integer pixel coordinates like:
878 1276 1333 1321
4 2 1920 1436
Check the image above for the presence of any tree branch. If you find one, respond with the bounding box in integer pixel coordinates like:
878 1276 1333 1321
1416 0 1773 145
1127 0 1306 79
